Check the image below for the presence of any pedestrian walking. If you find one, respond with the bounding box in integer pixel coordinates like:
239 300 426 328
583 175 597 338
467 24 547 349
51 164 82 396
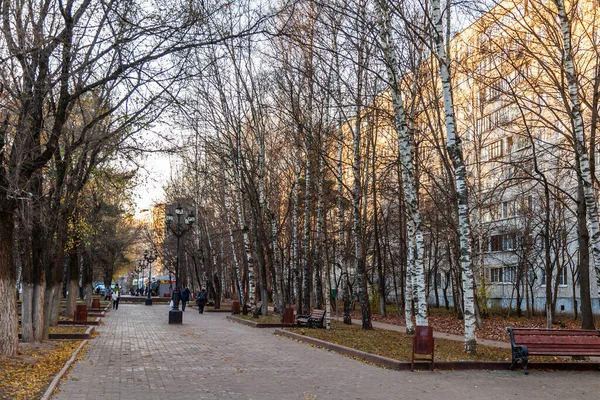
196 289 207 314
111 289 118 309
114 284 121 309
181 287 190 311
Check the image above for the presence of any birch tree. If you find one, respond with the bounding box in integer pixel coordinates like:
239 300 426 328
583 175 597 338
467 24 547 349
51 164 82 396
375 0 428 330
430 0 477 353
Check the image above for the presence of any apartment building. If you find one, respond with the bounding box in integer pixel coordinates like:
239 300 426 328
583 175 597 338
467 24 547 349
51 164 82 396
434 0 600 313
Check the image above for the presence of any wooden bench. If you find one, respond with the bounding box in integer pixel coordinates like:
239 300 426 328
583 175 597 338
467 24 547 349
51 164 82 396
507 327 600 374
296 309 325 328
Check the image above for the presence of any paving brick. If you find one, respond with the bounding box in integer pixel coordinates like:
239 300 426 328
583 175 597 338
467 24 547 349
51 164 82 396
52 301 599 399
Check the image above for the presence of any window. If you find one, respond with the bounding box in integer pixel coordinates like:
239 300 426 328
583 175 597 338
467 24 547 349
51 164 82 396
541 268 568 286
490 235 503 251
505 136 514 153
488 140 503 159
503 267 515 283
503 233 517 250
514 134 529 150
502 200 516 219
477 105 519 134
489 233 518 251
490 267 502 283
541 269 546 285
558 268 567 286
489 266 515 284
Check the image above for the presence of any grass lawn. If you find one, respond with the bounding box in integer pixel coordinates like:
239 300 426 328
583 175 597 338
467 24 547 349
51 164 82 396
236 314 283 324
350 304 599 342
289 322 512 362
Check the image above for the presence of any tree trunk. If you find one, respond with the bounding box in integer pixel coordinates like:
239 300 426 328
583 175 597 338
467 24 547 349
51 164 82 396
302 142 312 314
556 0 596 329
224 183 244 306
0 211 19 356
376 0 427 328
352 42 371 330
293 145 302 312
432 0 476 353
65 246 79 320
576 180 593 326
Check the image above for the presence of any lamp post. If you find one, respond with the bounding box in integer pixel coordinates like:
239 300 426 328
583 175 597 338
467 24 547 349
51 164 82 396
144 250 158 306
165 205 195 324
135 259 146 297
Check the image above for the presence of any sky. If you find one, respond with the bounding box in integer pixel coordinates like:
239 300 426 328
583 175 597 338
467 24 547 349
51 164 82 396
134 151 171 212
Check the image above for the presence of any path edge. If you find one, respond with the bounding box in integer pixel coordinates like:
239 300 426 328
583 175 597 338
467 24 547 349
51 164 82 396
41 339 88 400
274 329 600 372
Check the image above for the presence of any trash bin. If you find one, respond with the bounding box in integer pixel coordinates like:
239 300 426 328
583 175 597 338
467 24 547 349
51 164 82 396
91 299 100 309
74 304 88 324
232 300 240 314
283 307 294 324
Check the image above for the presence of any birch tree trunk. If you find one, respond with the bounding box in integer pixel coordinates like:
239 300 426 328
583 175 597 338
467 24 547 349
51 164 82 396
293 144 302 312
271 213 284 317
353 33 371 329
314 130 329 310
224 181 245 306
302 135 312 314
431 0 476 353
555 0 599 329
337 121 351 325
375 0 428 329
232 164 255 315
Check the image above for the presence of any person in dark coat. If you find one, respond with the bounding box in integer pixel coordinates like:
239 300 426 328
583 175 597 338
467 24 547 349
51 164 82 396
195 289 207 314
181 287 191 311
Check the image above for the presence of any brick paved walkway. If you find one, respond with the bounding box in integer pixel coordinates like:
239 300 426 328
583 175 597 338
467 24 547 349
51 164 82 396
53 304 599 400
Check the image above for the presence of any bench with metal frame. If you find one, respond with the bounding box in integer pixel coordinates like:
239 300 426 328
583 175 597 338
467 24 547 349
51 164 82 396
296 309 326 328
507 327 600 374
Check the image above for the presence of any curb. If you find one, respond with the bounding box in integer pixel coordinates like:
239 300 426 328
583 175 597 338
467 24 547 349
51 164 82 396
274 329 600 372
227 315 295 328
41 339 88 400
18 326 95 341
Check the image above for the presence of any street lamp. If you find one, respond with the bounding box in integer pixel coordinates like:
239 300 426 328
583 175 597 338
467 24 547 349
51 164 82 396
135 259 146 297
165 205 195 324
144 249 158 306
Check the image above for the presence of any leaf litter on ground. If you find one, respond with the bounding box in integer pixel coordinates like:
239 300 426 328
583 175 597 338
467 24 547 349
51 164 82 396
0 340 86 400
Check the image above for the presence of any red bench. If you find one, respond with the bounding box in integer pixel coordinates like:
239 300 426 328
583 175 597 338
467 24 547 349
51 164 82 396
507 327 600 374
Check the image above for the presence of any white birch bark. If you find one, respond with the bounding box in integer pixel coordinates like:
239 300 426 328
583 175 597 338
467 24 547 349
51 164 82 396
432 0 477 353
293 144 301 311
352 41 371 328
375 0 427 329
270 213 284 316
232 163 255 313
314 129 330 311
224 180 244 306
337 118 351 324
555 0 600 297
325 248 331 330
302 136 312 314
